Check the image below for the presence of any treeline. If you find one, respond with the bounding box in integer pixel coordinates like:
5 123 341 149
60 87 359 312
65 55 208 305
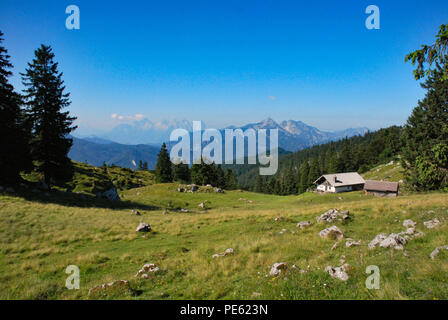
249 126 403 195
0 31 76 188
154 143 238 189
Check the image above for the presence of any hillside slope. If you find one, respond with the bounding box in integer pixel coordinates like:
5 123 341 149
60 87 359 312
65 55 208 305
0 185 447 299
361 161 404 183
23 161 155 195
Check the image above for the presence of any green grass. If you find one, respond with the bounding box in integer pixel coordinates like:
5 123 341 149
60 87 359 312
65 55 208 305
0 183 447 300
22 161 155 195
362 161 404 183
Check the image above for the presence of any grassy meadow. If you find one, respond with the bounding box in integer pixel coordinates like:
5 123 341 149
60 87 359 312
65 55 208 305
0 180 447 300
362 161 405 182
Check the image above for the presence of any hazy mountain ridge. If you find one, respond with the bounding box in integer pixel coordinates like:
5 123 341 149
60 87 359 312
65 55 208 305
84 117 368 149
98 119 194 145
69 137 159 169
70 118 368 169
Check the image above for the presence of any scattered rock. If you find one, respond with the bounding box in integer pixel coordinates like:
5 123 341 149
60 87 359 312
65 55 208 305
131 210 141 216
212 248 234 258
345 240 361 247
269 262 287 276
325 264 350 281
317 209 350 223
274 217 285 222
177 184 200 193
198 202 206 209
379 233 407 250
180 208 190 213
368 233 388 249
430 245 448 260
403 219 417 228
136 222 151 233
279 228 287 235
88 280 130 296
136 263 160 277
214 188 224 193
397 226 425 240
319 226 344 240
297 221 312 228
101 188 121 201
424 218 440 229
413 231 425 238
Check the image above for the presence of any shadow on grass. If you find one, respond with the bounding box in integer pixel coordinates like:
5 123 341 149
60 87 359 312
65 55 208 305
10 187 159 211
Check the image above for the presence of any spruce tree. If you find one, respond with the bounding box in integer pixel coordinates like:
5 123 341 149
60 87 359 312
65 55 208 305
190 162 201 185
308 158 321 185
284 163 296 194
402 65 448 190
155 143 173 183
215 164 225 188
224 169 237 190
298 162 310 194
403 24 448 190
173 161 190 183
254 175 264 193
101 161 108 174
0 30 32 185
21 44 76 188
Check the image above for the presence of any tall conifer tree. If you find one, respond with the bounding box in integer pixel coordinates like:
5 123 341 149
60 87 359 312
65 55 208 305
21 45 77 188
155 143 173 183
0 31 31 185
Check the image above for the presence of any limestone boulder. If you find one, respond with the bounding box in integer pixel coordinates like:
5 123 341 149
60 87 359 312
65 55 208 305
269 262 287 276
136 222 151 233
319 226 344 240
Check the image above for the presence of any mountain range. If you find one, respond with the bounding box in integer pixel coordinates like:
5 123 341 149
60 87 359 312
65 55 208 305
230 118 368 151
69 137 160 169
70 118 369 169
92 119 194 145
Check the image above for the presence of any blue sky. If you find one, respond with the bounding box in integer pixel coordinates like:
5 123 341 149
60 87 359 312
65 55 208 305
1 0 447 134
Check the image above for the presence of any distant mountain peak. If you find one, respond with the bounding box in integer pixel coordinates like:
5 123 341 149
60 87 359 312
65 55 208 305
262 117 276 124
